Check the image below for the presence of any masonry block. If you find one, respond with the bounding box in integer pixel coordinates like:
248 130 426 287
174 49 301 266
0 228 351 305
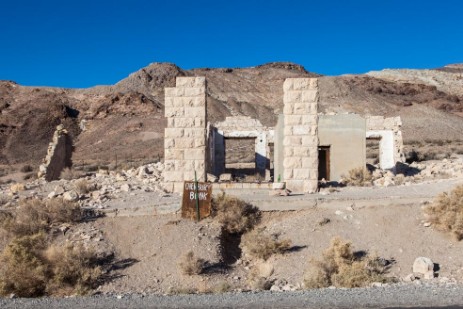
282 78 319 193
165 128 184 138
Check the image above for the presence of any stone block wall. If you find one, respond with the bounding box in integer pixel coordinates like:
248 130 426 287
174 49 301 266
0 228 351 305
163 77 207 193
366 116 405 165
282 78 319 193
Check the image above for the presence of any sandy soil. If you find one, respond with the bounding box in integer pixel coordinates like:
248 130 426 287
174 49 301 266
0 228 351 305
93 179 463 294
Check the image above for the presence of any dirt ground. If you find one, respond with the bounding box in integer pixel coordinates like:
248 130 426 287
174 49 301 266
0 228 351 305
93 187 463 294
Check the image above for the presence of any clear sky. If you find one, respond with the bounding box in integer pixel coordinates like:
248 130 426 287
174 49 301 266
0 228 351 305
1 0 462 88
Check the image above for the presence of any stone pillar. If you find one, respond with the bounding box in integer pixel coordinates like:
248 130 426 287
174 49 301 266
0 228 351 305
283 78 319 193
163 77 207 193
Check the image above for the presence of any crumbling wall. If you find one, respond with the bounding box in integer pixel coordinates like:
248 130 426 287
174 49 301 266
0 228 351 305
282 78 319 193
162 77 207 193
38 125 73 181
366 116 405 170
211 116 271 179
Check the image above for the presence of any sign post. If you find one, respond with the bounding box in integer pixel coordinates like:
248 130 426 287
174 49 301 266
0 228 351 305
194 171 200 221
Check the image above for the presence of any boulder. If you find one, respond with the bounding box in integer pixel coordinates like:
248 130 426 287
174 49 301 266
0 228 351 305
413 257 435 279
63 190 79 202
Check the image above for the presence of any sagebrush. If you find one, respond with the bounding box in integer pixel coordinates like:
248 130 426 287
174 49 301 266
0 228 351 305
0 233 101 297
0 198 81 237
212 193 260 234
342 167 373 186
241 228 292 260
424 185 463 240
304 237 392 288
178 251 205 276
60 168 82 180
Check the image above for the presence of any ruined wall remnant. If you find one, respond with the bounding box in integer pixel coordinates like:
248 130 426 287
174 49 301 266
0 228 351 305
162 77 207 193
209 116 273 179
38 125 73 181
282 78 319 193
366 116 405 170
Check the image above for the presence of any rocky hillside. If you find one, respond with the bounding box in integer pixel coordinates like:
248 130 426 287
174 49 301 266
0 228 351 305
1 62 463 171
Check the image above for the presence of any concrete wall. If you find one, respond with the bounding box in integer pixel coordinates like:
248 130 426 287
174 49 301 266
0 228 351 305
366 116 405 170
318 114 366 181
283 78 319 193
163 77 207 193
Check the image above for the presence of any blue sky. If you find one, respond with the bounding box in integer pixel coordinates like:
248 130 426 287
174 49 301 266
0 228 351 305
0 0 462 88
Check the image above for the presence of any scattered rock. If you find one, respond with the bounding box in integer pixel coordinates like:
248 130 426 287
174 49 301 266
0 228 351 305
10 183 25 193
219 173 232 182
207 173 218 183
413 257 435 279
63 190 79 201
120 184 131 192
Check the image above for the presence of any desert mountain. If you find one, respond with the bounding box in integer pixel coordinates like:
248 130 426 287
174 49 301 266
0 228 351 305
1 62 462 170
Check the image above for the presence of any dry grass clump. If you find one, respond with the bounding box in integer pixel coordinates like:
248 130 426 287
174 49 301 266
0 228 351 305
60 168 82 180
20 165 33 173
74 179 92 195
424 185 463 240
246 266 273 290
212 192 260 234
0 198 81 237
241 228 292 260
342 168 373 186
0 233 101 297
178 251 206 276
304 237 391 289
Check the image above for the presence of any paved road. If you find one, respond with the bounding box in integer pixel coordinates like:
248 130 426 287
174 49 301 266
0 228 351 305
2 283 463 309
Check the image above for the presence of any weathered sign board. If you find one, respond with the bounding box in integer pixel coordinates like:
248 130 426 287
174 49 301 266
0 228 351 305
181 181 213 220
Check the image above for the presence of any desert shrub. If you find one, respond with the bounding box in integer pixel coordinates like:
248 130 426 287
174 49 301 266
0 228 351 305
0 233 102 297
74 179 91 195
20 165 33 173
43 244 102 295
60 168 82 180
304 237 392 289
424 185 463 240
0 198 81 237
213 281 232 293
0 195 10 206
23 172 37 180
246 266 273 290
241 228 292 260
178 251 205 276
342 168 372 186
212 193 260 234
0 233 49 297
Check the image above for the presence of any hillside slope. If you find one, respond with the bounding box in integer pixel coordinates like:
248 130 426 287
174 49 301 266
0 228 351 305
1 62 462 171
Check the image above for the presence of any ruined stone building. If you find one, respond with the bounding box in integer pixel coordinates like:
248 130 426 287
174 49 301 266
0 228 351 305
162 77 404 193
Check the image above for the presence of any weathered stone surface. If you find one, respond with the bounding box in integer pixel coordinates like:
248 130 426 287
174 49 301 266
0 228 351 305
162 77 207 193
38 125 73 181
282 78 319 193
63 190 79 202
413 257 434 279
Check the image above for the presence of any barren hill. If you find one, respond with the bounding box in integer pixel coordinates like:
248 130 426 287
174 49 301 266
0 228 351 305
1 62 462 171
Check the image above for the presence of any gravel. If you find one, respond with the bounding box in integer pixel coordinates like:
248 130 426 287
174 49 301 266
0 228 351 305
2 283 463 309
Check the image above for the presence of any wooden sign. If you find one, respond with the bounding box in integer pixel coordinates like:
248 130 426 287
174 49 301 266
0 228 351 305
181 181 213 220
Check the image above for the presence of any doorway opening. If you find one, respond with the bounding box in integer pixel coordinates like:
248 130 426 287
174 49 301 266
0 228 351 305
224 137 257 180
318 146 330 181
